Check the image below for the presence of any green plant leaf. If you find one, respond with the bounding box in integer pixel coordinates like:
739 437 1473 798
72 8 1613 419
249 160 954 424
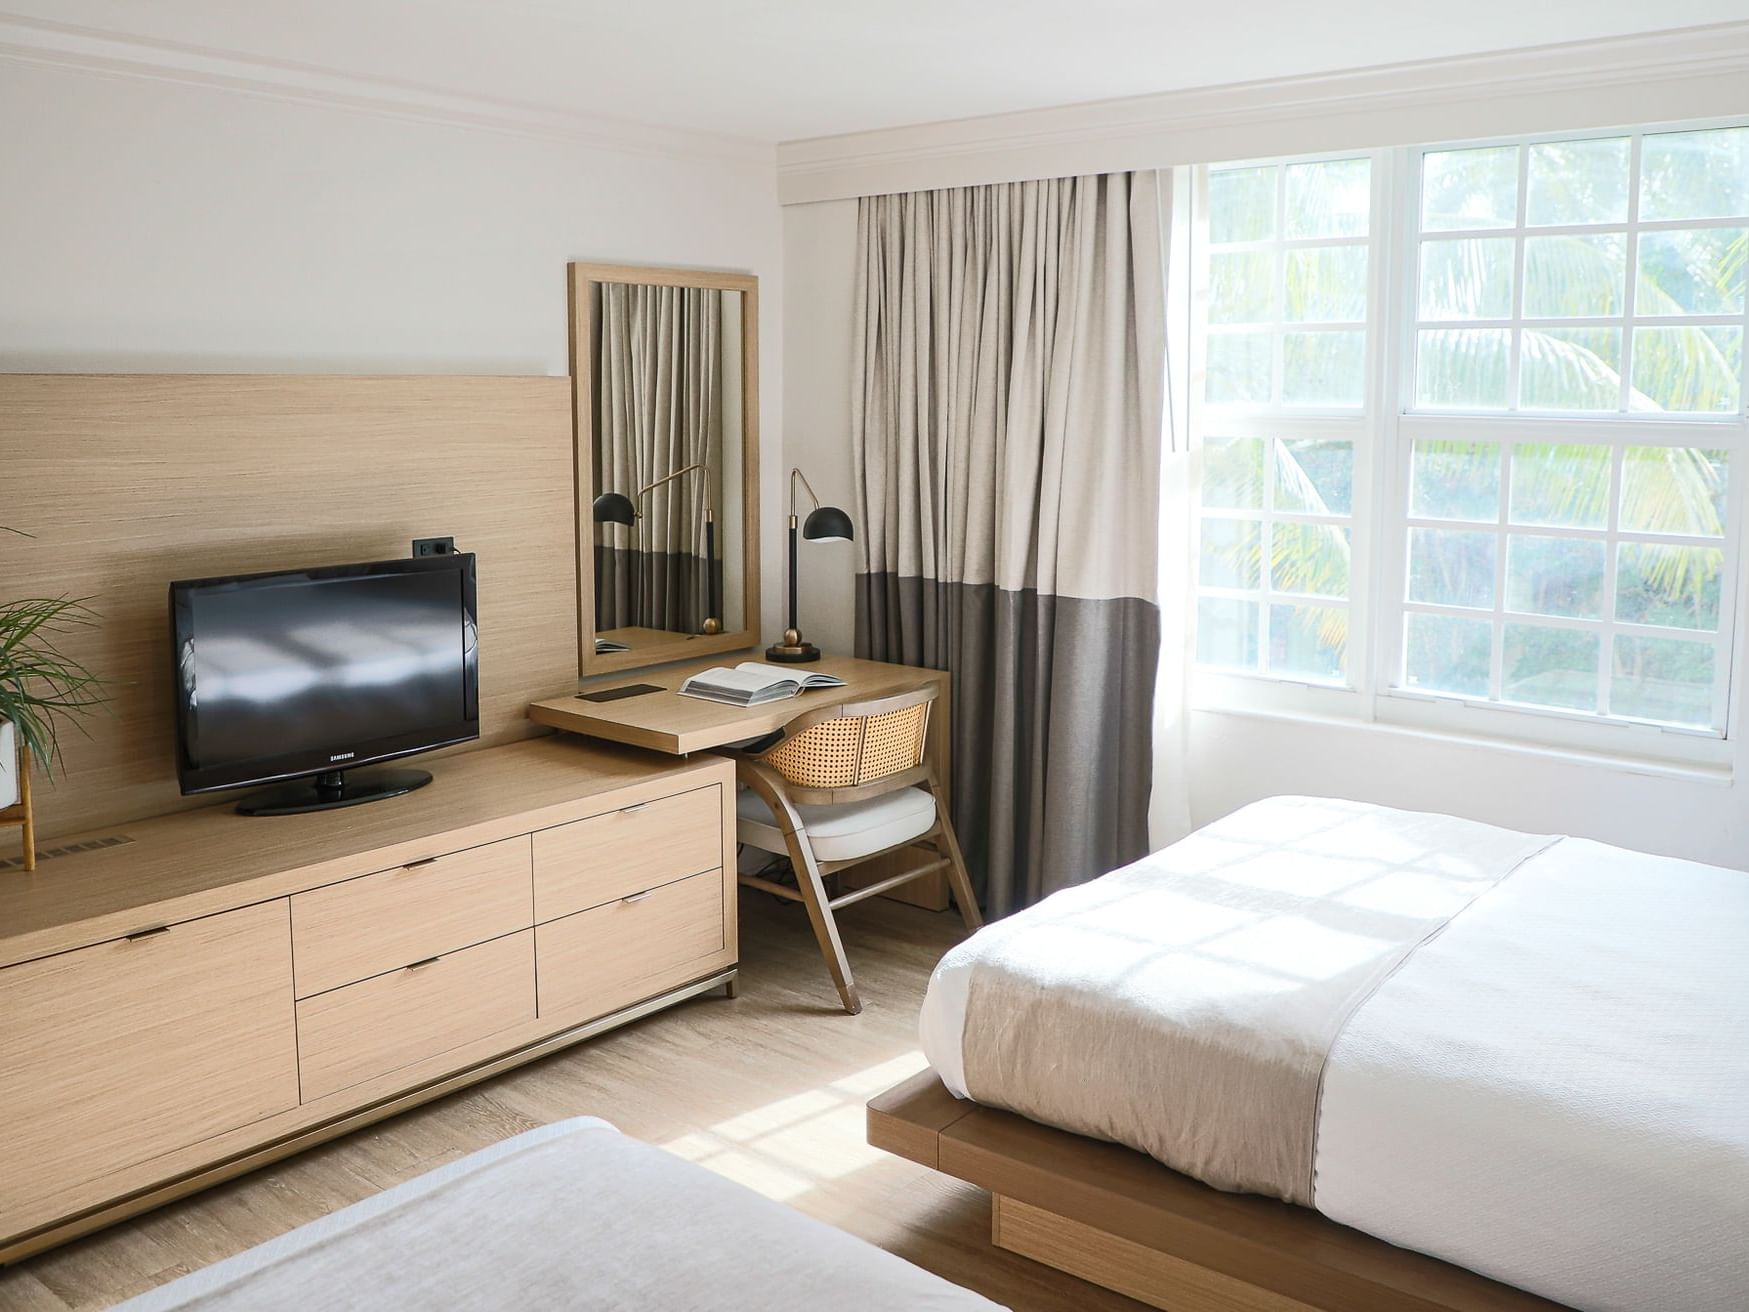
0 595 109 782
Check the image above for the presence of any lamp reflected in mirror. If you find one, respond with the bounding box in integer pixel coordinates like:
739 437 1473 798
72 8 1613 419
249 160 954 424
767 467 855 663
574 264 757 674
592 462 721 636
591 492 636 527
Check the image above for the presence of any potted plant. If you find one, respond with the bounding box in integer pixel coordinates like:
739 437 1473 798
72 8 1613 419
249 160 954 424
1 528 106 809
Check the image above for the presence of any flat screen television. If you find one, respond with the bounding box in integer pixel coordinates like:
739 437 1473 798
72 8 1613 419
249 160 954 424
170 554 479 815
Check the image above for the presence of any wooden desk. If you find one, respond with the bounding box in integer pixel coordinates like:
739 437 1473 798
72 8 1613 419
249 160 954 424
529 653 951 909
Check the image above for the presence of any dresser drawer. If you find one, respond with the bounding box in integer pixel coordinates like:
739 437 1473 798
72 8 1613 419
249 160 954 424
536 870 727 1022
290 836 533 997
532 785 722 923
295 930 535 1103
0 902 299 1237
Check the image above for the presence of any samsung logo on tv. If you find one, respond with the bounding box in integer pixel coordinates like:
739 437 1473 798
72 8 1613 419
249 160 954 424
329 751 355 762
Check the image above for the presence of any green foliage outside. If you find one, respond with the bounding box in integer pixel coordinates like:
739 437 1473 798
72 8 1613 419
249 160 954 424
1203 129 1747 724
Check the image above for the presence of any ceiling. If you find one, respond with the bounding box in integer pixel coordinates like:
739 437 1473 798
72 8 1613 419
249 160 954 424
5 1 1746 144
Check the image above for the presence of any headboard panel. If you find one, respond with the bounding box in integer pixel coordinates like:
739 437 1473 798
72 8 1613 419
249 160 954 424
0 374 576 842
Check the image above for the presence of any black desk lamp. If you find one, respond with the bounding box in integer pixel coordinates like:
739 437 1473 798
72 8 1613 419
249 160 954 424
592 461 721 635
766 468 854 663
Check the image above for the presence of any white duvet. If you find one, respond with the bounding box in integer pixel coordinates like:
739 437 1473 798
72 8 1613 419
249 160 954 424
920 797 1749 1312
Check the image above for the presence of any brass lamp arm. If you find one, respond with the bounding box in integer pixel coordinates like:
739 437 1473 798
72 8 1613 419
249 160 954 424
632 462 712 518
789 467 823 520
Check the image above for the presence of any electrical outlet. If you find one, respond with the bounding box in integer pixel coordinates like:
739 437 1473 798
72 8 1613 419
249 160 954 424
412 536 456 557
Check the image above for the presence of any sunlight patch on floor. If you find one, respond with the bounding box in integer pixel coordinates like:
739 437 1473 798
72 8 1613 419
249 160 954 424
660 1050 927 1202
827 1050 934 1098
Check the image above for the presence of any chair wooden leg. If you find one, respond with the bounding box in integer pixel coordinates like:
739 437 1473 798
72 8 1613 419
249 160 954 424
781 828 863 1015
927 773 983 932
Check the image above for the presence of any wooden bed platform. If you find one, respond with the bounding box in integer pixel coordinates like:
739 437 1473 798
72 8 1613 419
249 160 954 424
868 1069 1572 1312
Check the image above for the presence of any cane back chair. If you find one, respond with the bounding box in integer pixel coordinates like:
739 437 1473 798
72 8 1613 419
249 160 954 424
729 684 982 1014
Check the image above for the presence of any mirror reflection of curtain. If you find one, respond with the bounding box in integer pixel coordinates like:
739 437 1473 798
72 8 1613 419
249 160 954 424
594 283 725 632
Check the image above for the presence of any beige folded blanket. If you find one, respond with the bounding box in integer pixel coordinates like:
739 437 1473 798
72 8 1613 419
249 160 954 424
954 796 1555 1204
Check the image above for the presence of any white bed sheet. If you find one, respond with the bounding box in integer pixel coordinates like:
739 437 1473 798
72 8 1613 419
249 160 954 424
1316 835 1749 1312
920 802 1749 1312
117 1117 1003 1311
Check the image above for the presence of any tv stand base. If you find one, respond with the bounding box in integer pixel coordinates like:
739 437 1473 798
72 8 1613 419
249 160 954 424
235 766 433 816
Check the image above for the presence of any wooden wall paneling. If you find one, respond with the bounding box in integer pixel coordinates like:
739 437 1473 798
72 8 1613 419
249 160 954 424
0 374 577 843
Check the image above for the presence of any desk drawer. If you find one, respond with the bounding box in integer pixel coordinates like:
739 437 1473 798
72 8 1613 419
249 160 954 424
290 836 533 997
536 870 726 1021
295 930 534 1102
0 902 299 1237
532 785 721 923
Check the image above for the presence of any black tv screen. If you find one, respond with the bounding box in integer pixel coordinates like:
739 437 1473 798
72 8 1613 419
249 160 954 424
170 555 478 796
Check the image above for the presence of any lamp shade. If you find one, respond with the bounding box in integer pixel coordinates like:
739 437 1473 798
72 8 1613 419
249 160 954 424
802 505 854 543
591 491 637 526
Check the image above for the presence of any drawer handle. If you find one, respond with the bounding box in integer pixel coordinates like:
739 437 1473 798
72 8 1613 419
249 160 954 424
404 955 442 970
620 890 655 904
125 924 171 942
618 802 651 815
402 856 440 871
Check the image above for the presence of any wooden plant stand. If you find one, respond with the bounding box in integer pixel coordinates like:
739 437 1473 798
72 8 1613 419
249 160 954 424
0 738 35 872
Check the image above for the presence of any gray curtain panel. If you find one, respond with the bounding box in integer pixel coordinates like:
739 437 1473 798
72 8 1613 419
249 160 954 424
594 283 724 633
852 172 1169 918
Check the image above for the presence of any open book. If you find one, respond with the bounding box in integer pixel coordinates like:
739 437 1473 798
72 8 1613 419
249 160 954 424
677 662 846 707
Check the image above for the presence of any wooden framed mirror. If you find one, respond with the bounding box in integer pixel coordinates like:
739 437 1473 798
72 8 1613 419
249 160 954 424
569 262 760 676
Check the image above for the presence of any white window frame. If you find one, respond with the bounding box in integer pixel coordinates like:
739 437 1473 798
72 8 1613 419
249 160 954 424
1378 121 1749 759
1190 118 1749 768
1190 149 1387 707
1403 126 1749 420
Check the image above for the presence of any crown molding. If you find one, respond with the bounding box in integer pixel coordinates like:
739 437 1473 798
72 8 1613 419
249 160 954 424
778 22 1749 204
0 13 773 166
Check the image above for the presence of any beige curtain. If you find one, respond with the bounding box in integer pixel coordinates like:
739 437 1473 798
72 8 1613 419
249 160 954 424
853 171 1170 917
595 284 724 632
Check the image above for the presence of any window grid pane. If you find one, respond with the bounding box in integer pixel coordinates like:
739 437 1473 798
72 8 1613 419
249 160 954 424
1196 435 1354 685
1413 127 1749 418
1196 154 1373 690
1395 434 1736 730
1205 157 1372 412
1395 123 1746 736
1194 128 1745 741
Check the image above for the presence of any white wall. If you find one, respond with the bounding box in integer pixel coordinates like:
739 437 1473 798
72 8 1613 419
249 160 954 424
0 59 786 640
1189 712 1745 868
779 199 861 655
781 197 1749 871
777 24 1749 203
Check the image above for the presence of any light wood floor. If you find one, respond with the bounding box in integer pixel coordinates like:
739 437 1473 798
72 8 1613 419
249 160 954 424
0 894 1146 1312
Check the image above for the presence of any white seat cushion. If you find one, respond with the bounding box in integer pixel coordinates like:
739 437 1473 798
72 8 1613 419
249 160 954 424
737 785 937 864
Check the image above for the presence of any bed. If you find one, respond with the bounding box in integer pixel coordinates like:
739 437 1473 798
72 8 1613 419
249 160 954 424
117 1117 1002 1311
882 795 1749 1312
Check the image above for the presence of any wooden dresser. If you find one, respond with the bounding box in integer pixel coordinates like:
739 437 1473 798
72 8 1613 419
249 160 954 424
0 735 736 1262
